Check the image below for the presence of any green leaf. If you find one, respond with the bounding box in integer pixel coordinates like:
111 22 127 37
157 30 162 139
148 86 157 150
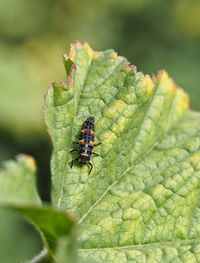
0 155 76 258
0 155 41 205
44 41 200 262
15 205 76 254
54 236 77 263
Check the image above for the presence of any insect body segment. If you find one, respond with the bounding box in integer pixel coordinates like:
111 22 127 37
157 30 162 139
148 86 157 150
70 116 100 174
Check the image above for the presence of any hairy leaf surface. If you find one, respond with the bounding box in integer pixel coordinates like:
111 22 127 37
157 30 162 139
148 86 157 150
45 42 200 262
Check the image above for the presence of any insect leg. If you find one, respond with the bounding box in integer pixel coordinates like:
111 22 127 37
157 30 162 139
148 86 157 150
92 152 99 156
88 162 93 174
70 148 78 153
93 142 102 147
70 159 74 168
70 158 79 168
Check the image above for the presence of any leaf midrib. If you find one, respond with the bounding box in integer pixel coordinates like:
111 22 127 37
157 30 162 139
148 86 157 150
78 237 200 251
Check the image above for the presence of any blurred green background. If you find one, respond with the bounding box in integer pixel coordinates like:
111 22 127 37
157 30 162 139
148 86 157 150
0 0 200 262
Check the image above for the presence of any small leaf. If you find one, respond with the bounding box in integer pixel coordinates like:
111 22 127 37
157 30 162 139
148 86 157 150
44 42 200 262
0 155 76 258
14 205 76 254
0 155 40 205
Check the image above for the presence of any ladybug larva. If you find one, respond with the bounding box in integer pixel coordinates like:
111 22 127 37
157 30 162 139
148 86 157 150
70 116 101 174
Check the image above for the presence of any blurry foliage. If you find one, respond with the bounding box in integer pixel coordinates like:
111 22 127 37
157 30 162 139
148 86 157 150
0 0 200 262
173 0 200 38
0 0 53 41
0 0 200 136
0 208 41 263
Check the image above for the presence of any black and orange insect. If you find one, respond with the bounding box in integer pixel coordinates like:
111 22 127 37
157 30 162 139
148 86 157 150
70 116 101 174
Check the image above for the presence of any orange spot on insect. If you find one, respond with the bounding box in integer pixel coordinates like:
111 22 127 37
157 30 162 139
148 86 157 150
89 141 95 145
90 130 94 135
81 129 87 133
79 139 85 143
